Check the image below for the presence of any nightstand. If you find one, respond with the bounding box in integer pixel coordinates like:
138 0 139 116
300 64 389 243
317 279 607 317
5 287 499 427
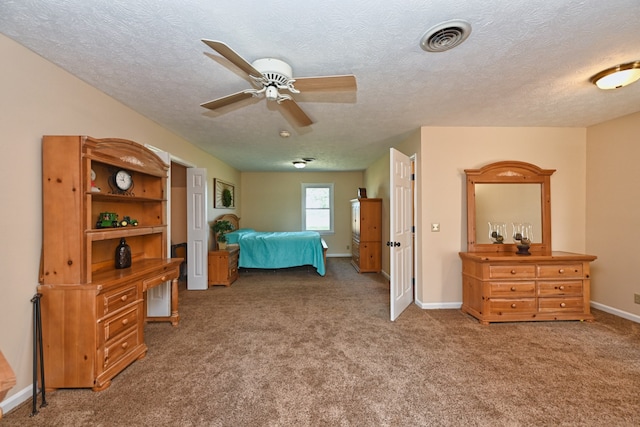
208 246 239 286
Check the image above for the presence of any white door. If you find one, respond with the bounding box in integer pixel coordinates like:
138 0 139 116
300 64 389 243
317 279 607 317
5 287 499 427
390 148 413 321
147 149 172 316
187 168 208 290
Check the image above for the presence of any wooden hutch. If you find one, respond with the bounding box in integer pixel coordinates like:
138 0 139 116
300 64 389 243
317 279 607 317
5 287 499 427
459 161 596 325
39 136 181 391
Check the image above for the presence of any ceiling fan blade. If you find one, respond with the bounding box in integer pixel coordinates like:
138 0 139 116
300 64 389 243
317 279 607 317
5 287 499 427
201 91 254 110
279 98 314 127
201 39 263 77
293 75 357 92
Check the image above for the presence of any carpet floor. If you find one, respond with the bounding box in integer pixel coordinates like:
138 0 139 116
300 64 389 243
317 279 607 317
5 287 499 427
4 257 640 426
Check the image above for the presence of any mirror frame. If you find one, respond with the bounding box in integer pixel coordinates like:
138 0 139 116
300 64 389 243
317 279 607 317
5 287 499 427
465 160 555 253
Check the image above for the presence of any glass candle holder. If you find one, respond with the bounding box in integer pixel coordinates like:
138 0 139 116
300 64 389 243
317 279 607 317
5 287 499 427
512 222 533 255
488 222 506 244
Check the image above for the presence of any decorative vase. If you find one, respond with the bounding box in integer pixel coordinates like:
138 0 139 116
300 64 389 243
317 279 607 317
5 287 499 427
115 238 132 268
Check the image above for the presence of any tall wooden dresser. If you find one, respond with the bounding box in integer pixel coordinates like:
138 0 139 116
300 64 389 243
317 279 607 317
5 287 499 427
39 136 181 391
351 198 382 273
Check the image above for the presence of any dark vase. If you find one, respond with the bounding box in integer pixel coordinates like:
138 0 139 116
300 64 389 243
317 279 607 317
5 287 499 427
115 238 132 269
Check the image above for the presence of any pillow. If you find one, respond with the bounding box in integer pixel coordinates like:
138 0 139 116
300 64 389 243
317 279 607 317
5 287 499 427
225 228 255 244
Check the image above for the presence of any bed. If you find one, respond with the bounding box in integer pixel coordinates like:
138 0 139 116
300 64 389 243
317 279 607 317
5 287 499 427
214 214 327 276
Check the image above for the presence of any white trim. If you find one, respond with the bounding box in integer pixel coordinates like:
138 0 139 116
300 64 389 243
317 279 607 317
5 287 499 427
591 301 640 324
415 300 463 310
1 384 32 417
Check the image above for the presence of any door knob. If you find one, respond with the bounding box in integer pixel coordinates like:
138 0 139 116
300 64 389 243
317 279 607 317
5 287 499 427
394 242 401 247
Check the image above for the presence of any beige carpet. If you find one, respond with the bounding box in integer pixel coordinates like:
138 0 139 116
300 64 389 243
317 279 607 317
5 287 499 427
4 257 640 426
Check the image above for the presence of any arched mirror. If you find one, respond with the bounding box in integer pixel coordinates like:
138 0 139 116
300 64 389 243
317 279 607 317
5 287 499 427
464 161 555 253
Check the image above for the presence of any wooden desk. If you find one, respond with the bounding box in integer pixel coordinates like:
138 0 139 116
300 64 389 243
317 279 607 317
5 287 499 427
39 258 182 391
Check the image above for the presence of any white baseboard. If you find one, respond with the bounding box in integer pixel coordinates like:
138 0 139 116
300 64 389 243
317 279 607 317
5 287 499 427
415 300 462 310
591 301 640 324
1 384 33 417
326 253 351 258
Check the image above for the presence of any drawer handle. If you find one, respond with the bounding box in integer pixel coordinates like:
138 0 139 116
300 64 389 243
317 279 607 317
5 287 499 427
510 270 517 275
510 287 517 292
560 302 566 308
161 276 167 281
121 318 128 325
558 269 565 274
120 295 128 302
121 342 129 350
511 303 517 308
558 285 565 291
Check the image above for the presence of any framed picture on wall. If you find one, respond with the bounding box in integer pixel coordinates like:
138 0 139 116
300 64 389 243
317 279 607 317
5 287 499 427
214 178 235 209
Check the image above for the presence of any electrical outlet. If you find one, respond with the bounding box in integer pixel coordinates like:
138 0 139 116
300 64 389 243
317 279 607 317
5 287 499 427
346 245 350 250
431 223 440 232
635 293 640 304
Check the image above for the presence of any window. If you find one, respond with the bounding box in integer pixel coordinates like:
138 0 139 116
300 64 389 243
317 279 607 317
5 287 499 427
301 183 334 234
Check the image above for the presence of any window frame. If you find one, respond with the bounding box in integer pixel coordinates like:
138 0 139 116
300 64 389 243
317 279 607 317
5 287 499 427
301 183 334 234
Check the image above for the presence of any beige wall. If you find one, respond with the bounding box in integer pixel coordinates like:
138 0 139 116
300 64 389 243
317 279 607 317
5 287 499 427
0 34 238 404
239 171 364 256
586 111 640 317
417 127 587 305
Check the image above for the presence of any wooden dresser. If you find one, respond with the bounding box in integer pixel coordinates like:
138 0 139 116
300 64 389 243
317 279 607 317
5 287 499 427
39 136 181 391
208 246 239 286
460 251 596 324
350 198 382 273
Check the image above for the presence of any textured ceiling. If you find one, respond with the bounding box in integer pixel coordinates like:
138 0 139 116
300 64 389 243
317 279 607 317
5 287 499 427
1 0 639 171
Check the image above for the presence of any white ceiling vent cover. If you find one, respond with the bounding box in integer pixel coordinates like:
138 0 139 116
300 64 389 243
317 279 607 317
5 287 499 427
420 19 472 52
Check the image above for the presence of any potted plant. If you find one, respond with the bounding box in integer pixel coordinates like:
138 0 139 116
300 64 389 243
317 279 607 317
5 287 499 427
212 220 234 250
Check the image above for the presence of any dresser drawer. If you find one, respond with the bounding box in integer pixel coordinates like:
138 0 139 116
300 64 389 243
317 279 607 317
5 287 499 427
103 328 139 370
489 265 536 279
103 284 139 315
537 281 583 297
537 264 583 279
489 281 536 298
103 305 139 342
488 298 536 314
538 297 584 313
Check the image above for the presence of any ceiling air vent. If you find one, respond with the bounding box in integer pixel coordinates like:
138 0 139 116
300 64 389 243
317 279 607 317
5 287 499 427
420 19 472 52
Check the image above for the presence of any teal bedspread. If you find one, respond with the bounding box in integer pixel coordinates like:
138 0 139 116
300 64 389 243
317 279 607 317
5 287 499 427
230 230 325 276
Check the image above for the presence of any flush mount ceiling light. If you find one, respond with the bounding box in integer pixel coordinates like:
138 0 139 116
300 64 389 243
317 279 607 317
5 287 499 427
590 61 640 90
420 19 472 52
279 129 291 138
293 161 306 169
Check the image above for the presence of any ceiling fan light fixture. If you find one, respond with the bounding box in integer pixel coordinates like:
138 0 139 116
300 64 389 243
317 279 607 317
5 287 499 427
293 161 306 169
265 85 279 101
590 61 640 90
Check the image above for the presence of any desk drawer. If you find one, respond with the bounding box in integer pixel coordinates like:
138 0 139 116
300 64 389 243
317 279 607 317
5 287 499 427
538 281 583 297
103 328 140 370
489 281 536 298
103 284 139 315
537 264 583 279
142 268 179 291
103 305 139 342
489 265 536 279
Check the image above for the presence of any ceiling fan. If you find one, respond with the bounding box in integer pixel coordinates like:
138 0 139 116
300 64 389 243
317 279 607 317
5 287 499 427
200 40 357 127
